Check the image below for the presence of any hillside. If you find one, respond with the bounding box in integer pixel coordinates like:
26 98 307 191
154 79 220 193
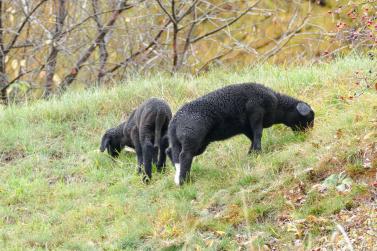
0 56 376 250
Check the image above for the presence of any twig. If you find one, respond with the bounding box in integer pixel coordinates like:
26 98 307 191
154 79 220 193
59 0 132 90
105 20 172 74
4 0 48 53
190 0 261 44
335 222 355 251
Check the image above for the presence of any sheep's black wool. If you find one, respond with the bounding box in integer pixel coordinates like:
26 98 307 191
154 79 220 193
167 83 314 185
100 98 172 182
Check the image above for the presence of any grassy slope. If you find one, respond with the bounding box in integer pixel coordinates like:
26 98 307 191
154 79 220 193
0 56 376 250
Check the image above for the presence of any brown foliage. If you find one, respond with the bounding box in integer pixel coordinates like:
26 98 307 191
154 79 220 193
0 0 375 103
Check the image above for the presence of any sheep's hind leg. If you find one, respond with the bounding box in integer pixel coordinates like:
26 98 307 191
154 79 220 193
157 135 169 172
169 142 182 185
131 129 143 174
152 146 158 167
250 124 263 152
245 131 256 154
142 139 154 183
247 111 263 153
177 151 193 186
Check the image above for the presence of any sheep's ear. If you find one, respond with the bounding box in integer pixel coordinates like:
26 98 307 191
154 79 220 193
296 102 312 116
100 137 110 152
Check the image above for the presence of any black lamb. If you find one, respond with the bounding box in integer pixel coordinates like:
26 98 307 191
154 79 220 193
167 83 315 185
100 98 172 182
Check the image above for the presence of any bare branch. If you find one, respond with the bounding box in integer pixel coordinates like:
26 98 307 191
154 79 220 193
59 4 134 38
178 1 198 69
92 0 108 83
257 9 311 64
60 0 132 90
105 20 172 74
177 0 199 22
155 0 176 24
191 0 261 44
1 64 45 93
7 42 34 50
4 0 48 53
196 48 233 75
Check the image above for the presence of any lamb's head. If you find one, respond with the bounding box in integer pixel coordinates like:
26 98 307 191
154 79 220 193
100 128 123 157
285 102 315 132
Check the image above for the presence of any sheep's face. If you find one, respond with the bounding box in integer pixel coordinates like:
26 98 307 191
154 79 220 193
100 129 122 157
287 102 315 132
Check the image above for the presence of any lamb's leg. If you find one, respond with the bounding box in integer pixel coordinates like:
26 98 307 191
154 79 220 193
248 112 263 152
245 130 254 154
251 124 263 151
142 138 154 183
157 135 169 172
131 129 143 174
177 150 193 186
169 142 182 185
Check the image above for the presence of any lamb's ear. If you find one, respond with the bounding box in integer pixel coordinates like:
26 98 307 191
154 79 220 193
100 136 110 152
296 102 312 116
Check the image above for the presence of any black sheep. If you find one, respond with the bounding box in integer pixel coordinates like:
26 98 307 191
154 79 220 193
100 98 172 182
167 83 314 185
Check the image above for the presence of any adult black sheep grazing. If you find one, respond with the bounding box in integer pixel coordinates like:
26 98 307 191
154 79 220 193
167 83 315 186
100 98 172 182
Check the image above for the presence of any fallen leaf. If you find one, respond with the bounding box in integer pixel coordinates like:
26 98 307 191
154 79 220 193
205 239 214 247
354 114 362 122
335 129 343 139
39 71 46 78
306 215 318 223
363 132 375 140
20 59 26 67
11 59 18 70
71 68 78 75
215 230 225 236
53 74 61 83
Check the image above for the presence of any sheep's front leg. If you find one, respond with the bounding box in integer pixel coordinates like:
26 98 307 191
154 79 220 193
131 129 143 174
157 135 169 172
142 138 154 183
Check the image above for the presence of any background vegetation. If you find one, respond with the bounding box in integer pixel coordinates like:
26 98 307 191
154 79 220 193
0 0 375 103
0 0 376 249
0 56 376 250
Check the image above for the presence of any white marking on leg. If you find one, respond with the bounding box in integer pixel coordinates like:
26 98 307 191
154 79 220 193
174 163 181 186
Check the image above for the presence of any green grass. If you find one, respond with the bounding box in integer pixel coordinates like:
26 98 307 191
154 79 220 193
0 56 376 250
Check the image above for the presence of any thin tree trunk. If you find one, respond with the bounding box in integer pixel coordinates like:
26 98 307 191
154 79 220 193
44 0 67 97
176 2 197 71
92 0 108 84
0 1 8 104
171 0 178 72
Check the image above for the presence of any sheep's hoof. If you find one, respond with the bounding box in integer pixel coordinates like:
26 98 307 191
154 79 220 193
157 165 165 173
248 149 261 155
142 175 151 184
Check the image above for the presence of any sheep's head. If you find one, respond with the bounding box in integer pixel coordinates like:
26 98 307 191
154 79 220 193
100 128 123 157
286 102 315 132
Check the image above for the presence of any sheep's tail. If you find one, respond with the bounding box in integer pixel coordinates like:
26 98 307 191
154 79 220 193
154 110 165 148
